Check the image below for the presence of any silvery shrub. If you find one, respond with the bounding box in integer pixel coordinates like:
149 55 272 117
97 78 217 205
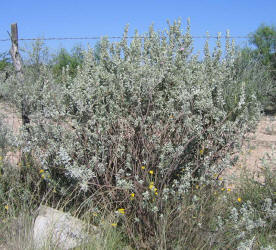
0 19 272 240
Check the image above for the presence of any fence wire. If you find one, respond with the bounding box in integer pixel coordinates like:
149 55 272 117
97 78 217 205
0 35 252 42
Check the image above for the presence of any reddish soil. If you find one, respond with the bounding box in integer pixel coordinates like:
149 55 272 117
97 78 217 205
221 115 276 188
0 101 22 135
0 100 22 166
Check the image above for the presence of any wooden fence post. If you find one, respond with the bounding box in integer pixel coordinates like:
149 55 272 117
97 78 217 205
9 23 30 129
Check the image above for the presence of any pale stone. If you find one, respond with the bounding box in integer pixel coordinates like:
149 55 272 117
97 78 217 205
33 205 96 249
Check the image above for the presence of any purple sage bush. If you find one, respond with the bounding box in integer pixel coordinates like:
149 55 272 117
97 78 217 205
1 19 273 247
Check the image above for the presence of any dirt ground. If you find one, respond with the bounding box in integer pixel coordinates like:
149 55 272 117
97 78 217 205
221 115 276 188
1 100 275 187
0 100 22 167
0 101 22 135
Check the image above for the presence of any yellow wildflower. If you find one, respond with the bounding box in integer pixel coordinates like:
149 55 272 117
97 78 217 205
92 212 98 217
39 169 44 174
195 185 199 189
141 166 145 170
130 193 135 200
118 208 125 214
199 148 204 155
237 197 242 203
41 174 45 179
4 205 8 210
221 188 225 191
155 191 158 195
149 170 154 175
227 188 231 192
149 183 155 190
111 223 117 227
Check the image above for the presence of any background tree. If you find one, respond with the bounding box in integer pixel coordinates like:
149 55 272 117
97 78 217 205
0 52 11 72
51 42 101 81
51 45 84 79
249 24 276 77
241 24 276 113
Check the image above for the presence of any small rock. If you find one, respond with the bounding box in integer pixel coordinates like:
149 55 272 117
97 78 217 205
33 205 97 250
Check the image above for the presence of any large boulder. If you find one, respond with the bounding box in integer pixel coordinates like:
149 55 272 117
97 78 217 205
33 205 97 249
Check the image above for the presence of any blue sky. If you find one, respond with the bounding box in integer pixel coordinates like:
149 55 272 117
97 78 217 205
1 0 276 56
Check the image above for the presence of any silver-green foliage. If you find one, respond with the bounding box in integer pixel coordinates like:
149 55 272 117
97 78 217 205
0 19 271 241
24 20 262 196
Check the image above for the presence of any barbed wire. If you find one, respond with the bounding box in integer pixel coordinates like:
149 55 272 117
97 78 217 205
0 35 252 42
